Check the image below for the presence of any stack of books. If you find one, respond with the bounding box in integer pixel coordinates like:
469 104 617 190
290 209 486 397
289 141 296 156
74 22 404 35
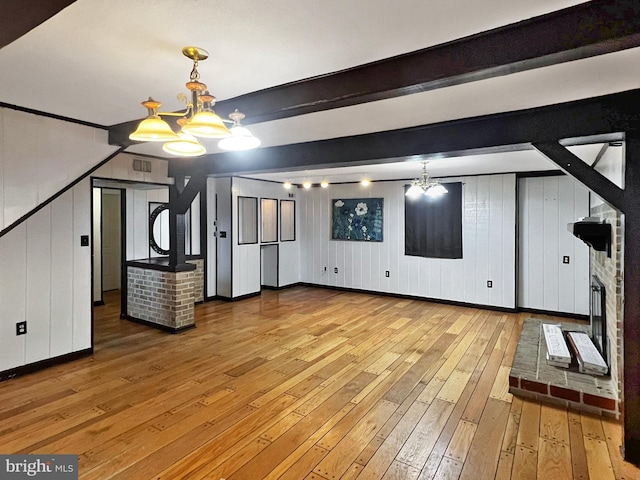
543 323 571 368
567 331 608 375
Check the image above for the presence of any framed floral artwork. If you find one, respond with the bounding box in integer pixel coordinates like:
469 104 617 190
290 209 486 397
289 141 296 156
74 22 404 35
332 198 383 241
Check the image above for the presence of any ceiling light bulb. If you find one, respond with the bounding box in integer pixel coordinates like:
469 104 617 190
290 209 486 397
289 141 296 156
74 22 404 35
361 179 371 187
303 181 312 189
283 181 292 190
320 180 329 188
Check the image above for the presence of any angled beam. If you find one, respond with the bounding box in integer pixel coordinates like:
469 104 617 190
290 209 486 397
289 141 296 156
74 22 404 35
532 141 625 212
109 0 640 147
0 0 76 48
174 174 206 214
169 89 640 179
167 172 206 268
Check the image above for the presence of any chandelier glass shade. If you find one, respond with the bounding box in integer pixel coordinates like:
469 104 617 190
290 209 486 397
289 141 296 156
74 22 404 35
218 110 261 151
162 132 207 157
129 108 180 142
129 46 259 156
406 161 448 198
182 111 231 138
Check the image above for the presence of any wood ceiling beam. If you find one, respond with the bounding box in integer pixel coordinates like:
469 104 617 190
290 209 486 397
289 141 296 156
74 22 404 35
169 89 640 178
0 0 76 48
110 0 640 147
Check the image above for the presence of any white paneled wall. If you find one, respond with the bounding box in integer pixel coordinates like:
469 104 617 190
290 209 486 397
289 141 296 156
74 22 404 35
0 107 117 230
0 180 92 372
300 174 517 309
211 177 301 298
0 140 171 373
518 175 590 315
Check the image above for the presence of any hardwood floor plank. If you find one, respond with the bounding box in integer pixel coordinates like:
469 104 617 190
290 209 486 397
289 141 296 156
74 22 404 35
432 457 463 480
489 365 513 403
567 409 590 480
276 445 330 480
356 400 431 479
517 399 541 451
443 419 477 464
539 403 570 445
396 398 455 470
313 399 398 479
580 411 606 441
583 436 616 480
381 460 421 479
494 451 514 480
511 445 537 480
459 398 510 480
537 438 571 480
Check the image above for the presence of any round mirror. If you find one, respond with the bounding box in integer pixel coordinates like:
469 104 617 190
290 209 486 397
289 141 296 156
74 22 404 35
149 203 170 255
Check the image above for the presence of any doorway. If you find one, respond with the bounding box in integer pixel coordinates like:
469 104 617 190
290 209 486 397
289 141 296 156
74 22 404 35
261 244 279 289
102 189 122 292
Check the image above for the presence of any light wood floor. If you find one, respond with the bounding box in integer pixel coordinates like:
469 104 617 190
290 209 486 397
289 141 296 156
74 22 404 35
1 287 638 480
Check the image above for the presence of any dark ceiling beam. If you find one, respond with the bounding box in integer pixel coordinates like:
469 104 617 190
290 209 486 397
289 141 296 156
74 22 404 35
0 0 76 48
110 0 640 147
169 89 640 178
532 141 625 211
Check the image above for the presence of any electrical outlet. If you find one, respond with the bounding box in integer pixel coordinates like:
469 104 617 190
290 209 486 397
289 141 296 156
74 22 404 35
16 321 27 336
334 267 338 274
487 280 493 288
563 256 570 264
385 271 390 277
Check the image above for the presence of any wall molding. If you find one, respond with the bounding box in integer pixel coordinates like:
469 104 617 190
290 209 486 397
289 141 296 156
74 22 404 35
0 348 93 383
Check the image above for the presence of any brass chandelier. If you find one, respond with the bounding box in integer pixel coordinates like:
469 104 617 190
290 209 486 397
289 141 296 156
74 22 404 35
405 161 448 197
129 46 260 156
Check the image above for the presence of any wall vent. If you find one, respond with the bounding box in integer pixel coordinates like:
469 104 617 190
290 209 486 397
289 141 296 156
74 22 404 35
133 158 152 173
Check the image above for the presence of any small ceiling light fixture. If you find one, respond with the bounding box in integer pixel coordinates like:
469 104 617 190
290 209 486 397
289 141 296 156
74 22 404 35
361 178 371 187
129 46 260 156
320 179 329 188
303 180 312 189
283 181 292 190
406 161 448 198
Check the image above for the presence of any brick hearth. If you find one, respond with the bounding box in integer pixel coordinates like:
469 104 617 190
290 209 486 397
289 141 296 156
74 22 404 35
509 318 618 416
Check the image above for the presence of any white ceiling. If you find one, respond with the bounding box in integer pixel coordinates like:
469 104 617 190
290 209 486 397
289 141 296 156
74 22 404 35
1 0 637 183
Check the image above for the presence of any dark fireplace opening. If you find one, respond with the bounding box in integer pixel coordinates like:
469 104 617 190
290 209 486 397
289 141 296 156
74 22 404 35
591 275 609 368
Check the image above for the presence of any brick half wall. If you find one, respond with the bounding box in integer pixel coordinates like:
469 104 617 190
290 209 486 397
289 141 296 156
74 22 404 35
127 266 195 332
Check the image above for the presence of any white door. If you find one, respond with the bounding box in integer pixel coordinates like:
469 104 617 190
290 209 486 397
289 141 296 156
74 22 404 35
102 189 122 291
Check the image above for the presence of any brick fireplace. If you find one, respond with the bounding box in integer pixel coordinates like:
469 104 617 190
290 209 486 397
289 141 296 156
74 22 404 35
509 203 622 416
590 203 623 406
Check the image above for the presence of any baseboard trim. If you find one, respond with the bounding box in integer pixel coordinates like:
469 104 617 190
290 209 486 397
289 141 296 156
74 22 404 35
518 307 589 322
298 282 518 313
123 315 196 333
215 291 262 302
0 348 93 383
261 283 300 291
